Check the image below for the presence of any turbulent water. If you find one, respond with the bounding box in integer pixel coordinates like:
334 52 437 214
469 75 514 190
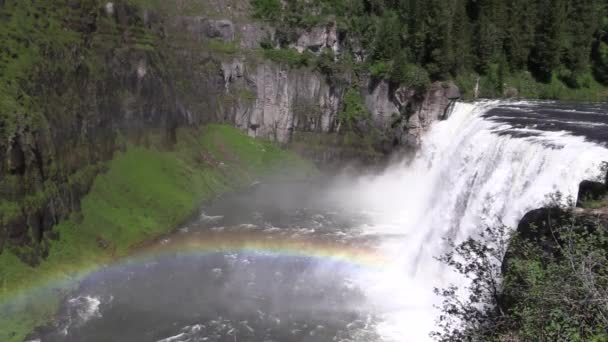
35 101 608 342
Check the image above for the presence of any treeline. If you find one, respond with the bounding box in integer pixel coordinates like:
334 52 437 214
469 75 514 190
253 0 608 93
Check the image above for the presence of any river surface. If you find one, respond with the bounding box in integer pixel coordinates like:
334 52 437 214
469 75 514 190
33 101 608 342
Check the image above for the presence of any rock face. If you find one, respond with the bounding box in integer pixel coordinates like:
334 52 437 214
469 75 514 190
294 23 340 54
235 63 340 142
239 23 275 49
169 16 459 147
216 61 459 146
365 81 400 131
364 80 461 147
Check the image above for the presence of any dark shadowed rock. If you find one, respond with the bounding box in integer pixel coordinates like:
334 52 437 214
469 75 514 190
516 207 567 243
576 180 607 207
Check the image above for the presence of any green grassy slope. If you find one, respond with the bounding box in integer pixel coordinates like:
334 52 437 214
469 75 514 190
0 124 316 342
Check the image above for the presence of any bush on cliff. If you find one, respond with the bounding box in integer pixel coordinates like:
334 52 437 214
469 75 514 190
434 198 608 341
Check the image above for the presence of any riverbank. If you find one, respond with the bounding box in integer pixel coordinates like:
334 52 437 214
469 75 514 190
0 124 316 342
456 71 608 102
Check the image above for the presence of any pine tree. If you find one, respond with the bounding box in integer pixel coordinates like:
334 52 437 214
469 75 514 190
560 0 603 86
407 0 429 64
530 0 567 82
449 0 472 75
371 10 401 61
424 0 452 78
504 0 536 71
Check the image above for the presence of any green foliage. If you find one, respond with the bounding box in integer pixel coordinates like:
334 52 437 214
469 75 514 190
339 88 370 132
207 39 239 55
128 0 206 15
314 49 338 76
581 195 608 209
253 0 608 99
371 11 401 62
434 198 608 341
251 0 282 21
0 125 316 342
391 63 431 93
593 30 608 84
0 0 82 142
262 48 312 68
369 61 392 79
239 89 257 101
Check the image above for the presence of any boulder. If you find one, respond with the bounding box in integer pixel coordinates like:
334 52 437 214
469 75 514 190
576 180 607 207
204 19 235 42
445 82 461 100
516 207 567 242
504 86 519 98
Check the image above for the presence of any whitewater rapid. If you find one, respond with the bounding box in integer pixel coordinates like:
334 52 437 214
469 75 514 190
341 101 608 341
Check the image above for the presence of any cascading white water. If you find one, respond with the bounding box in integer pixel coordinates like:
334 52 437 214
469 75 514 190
337 101 608 341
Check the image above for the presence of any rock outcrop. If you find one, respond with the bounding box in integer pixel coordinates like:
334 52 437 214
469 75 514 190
169 14 459 148
235 62 341 142
508 175 608 269
293 23 340 54
364 80 461 147
576 180 607 207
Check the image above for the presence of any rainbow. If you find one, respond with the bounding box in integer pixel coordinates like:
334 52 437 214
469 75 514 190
1 231 393 310
134 231 392 269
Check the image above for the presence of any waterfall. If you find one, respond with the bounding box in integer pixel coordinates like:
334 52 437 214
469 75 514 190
338 101 608 341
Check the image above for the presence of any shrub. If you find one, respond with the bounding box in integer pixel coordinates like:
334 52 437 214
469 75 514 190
391 63 431 92
434 198 608 341
207 39 238 55
251 0 282 21
263 48 311 68
315 49 337 76
339 88 370 132
369 61 392 79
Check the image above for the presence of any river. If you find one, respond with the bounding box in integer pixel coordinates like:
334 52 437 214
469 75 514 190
33 101 608 342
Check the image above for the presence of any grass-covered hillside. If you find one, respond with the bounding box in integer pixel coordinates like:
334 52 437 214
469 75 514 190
0 124 316 342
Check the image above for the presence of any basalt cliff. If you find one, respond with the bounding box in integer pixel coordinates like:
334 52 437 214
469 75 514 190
0 1 459 263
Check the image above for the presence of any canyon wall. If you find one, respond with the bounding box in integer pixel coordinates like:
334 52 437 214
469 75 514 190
0 0 458 262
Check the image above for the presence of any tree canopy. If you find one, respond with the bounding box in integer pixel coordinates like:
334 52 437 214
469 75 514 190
254 0 608 89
